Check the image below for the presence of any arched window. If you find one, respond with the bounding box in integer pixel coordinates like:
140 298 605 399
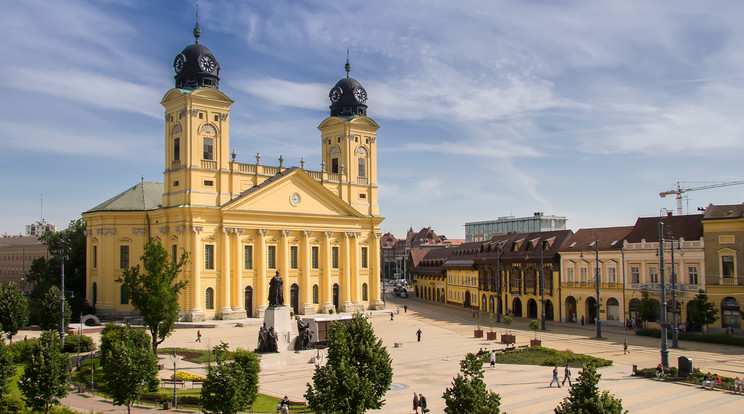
362 283 368 301
205 287 214 310
91 282 97 308
312 285 319 304
120 284 129 305
356 147 368 178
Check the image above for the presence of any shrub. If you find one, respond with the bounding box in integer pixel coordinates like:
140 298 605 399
173 371 205 381
6 337 38 364
635 328 744 347
63 334 94 353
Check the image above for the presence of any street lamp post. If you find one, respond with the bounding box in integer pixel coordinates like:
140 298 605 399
670 239 679 349
540 240 546 331
59 242 67 350
595 238 602 339
658 221 670 369
496 243 502 323
170 351 179 407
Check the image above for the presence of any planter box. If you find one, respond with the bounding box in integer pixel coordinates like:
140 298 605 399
530 339 541 347
501 334 515 344
474 329 484 338
487 331 497 340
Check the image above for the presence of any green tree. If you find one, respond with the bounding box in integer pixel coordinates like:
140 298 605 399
99 323 152 369
200 342 261 414
0 338 15 397
18 331 70 414
688 290 718 333
305 313 393 414
103 326 158 414
637 292 659 322
38 286 71 332
0 282 29 343
442 352 503 414
117 238 189 352
554 363 626 414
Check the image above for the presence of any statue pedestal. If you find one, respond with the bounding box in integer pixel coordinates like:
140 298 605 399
263 306 295 352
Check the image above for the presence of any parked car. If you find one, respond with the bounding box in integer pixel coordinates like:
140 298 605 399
399 289 408 298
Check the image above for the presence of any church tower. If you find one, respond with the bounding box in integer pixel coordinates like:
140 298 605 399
318 57 380 216
161 24 234 209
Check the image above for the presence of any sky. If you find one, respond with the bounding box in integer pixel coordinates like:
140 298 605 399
2 0 743 239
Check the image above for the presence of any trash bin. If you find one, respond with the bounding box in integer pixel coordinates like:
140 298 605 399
678 356 692 377
163 401 172 410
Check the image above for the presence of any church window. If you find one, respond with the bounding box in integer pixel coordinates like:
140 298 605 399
173 181 179 187
268 245 276 269
172 244 178 262
203 137 214 160
359 193 366 199
173 138 180 161
361 247 368 268
244 246 253 269
337 137 340 143
331 158 339 174
366 138 369 144
362 283 368 301
120 284 129 305
358 157 366 177
312 285 319 304
332 247 339 268
311 246 319 269
204 180 214 187
198 112 203 119
205 245 214 270
290 246 298 269
205 287 214 309
93 245 97 268
214 115 218 122
120 245 129 269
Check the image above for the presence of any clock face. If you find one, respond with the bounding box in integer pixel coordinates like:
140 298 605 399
290 193 301 206
330 88 342 103
199 56 216 72
353 87 367 103
174 55 185 73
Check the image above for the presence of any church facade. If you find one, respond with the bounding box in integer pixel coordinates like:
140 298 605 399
83 25 384 321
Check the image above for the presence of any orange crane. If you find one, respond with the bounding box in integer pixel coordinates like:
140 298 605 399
660 181 744 215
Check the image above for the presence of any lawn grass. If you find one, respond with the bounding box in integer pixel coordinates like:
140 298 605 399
158 347 216 364
491 346 612 368
8 364 23 399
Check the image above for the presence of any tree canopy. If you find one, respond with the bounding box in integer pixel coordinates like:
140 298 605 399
688 290 718 333
0 282 29 343
117 238 189 352
18 330 70 414
443 352 503 414
0 338 15 397
200 342 261 414
554 363 626 414
637 292 659 322
305 313 393 414
38 285 71 333
102 325 159 414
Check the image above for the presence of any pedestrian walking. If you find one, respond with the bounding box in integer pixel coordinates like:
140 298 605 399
562 364 571 386
580 315 585 326
196 330 202 342
419 393 429 413
416 328 422 342
390 312 394 321
397 305 401 315
490 350 496 368
623 339 629 355
549 366 561 388
404 304 408 313
412 392 419 413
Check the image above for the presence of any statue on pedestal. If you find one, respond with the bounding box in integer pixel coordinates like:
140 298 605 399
295 316 314 350
256 322 279 353
268 271 284 307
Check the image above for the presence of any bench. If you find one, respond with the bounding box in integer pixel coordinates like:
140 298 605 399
161 378 185 388
277 401 307 413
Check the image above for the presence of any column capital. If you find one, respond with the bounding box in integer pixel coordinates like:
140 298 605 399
303 230 314 237
174 225 186 233
159 226 169 234
258 229 269 235
324 231 334 237
373 232 382 238
281 230 292 236
190 226 203 233
132 228 146 235
83 230 91 236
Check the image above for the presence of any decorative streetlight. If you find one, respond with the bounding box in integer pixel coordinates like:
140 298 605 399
170 351 180 407
59 240 68 350
495 242 502 323
594 237 602 339
539 240 546 330
658 220 670 369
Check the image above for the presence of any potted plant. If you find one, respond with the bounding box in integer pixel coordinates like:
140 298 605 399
487 313 497 340
474 311 484 338
501 316 515 344
529 320 541 347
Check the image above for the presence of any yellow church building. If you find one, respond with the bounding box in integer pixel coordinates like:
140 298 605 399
83 25 384 321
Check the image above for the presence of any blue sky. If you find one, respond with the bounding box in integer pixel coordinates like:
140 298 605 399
2 0 743 239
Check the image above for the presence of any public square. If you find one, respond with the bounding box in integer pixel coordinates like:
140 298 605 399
46 292 744 413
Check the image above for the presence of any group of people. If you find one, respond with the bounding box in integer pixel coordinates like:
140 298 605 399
624 317 645 330
412 392 429 413
549 365 572 387
702 372 722 389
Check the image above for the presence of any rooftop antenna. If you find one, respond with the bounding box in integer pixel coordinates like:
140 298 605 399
345 45 351 78
141 175 146 209
194 3 201 43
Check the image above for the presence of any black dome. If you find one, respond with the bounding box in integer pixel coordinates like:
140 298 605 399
173 27 220 90
329 60 367 117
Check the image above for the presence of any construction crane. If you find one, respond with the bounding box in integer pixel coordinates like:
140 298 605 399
660 181 744 215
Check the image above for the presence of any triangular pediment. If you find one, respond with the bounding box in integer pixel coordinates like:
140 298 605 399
222 168 365 218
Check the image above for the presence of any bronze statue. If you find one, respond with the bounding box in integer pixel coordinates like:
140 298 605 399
295 316 313 350
268 271 284 307
257 322 279 353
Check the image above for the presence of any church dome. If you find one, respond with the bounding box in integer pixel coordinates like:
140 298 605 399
173 25 220 90
329 58 367 117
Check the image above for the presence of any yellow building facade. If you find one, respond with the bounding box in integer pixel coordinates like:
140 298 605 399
84 27 384 321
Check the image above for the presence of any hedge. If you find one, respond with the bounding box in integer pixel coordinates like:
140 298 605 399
635 328 744 347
